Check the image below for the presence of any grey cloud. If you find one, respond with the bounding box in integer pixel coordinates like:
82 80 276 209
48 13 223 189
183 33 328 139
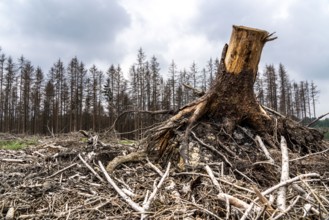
194 0 329 81
193 0 274 42
1 0 130 70
6 0 130 44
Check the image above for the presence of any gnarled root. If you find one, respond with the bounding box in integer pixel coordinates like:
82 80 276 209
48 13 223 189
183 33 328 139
106 151 147 173
146 98 209 165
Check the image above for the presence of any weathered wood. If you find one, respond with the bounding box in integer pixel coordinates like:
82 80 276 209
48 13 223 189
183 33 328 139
224 25 269 76
204 25 273 132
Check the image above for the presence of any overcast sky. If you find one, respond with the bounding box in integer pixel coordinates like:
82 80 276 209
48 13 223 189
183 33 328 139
0 0 328 116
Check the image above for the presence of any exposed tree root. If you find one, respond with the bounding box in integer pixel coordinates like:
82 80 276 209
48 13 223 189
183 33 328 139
106 151 147 173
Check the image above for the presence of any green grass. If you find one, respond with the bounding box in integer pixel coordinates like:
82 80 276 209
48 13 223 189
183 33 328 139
0 138 38 150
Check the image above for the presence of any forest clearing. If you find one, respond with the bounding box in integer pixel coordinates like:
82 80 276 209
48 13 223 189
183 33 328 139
1 26 329 220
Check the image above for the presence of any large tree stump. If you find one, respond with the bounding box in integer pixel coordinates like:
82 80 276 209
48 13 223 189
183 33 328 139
145 25 323 167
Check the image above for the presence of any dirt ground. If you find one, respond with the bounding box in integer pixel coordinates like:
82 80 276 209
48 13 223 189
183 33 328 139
1 131 329 219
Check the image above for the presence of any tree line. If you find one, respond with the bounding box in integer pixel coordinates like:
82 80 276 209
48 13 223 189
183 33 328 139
255 64 319 121
0 47 320 138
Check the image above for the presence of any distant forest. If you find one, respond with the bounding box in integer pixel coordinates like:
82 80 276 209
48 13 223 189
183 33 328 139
0 47 320 138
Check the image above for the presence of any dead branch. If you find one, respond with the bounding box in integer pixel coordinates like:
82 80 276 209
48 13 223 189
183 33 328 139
262 105 286 118
307 112 329 127
108 109 174 132
290 147 329 162
255 135 275 164
98 161 144 213
182 83 205 97
265 32 278 42
0 158 25 163
277 136 289 210
188 202 222 220
240 202 256 220
47 163 77 178
204 165 223 193
271 196 301 220
79 130 109 147
300 178 329 215
217 193 254 210
262 173 320 196
106 151 147 173
78 153 104 182
252 185 274 212
242 173 321 219
142 162 171 219
5 207 15 220
146 158 164 176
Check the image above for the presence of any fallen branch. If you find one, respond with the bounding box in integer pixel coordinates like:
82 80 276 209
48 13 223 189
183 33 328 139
182 83 205 97
270 196 301 220
255 135 274 164
277 136 289 210
5 207 15 220
252 185 274 212
106 151 147 173
217 193 254 211
108 109 174 132
99 160 170 220
300 178 329 215
98 161 144 213
204 165 223 193
262 173 320 196
0 158 25 163
241 173 320 219
79 130 109 147
78 153 104 182
47 163 77 178
307 112 329 127
262 105 286 118
142 162 171 219
290 147 329 162
188 201 222 220
146 158 164 176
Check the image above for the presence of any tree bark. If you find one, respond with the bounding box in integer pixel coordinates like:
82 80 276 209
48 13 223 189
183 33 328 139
146 25 323 166
205 26 274 133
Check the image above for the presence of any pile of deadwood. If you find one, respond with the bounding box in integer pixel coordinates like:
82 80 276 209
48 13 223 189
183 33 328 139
0 126 328 220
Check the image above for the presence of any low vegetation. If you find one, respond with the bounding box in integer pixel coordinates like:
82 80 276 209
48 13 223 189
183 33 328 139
0 138 37 150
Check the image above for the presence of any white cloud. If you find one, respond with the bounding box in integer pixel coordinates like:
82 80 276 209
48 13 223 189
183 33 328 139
116 0 207 74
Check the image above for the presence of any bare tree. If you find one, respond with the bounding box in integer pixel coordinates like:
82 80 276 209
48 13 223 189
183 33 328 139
0 49 6 131
21 61 34 133
264 64 278 111
168 60 177 109
31 67 44 133
278 63 289 115
310 81 319 118
4 57 16 132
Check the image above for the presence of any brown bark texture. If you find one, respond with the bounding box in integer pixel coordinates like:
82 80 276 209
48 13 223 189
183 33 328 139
146 25 323 166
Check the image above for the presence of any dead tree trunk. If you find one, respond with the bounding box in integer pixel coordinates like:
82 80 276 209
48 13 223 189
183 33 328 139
145 25 323 167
